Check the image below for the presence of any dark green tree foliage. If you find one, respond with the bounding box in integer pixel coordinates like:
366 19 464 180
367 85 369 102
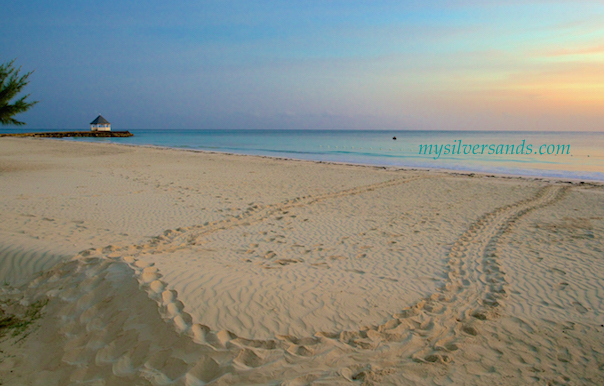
0 59 39 126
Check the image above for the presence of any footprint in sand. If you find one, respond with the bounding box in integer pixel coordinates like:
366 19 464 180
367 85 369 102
234 348 265 368
572 301 588 314
549 267 567 275
557 347 572 363
555 282 569 290
345 269 365 275
273 258 300 266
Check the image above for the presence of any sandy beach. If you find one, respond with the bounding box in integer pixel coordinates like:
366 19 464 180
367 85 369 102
1 137 603 385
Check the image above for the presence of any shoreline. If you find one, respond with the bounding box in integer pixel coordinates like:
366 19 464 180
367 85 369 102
5 128 602 182
55 137 604 185
40 128 603 182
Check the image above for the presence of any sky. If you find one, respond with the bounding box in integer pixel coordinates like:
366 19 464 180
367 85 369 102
2 0 604 131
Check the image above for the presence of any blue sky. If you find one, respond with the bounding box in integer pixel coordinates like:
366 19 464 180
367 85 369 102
2 1 604 130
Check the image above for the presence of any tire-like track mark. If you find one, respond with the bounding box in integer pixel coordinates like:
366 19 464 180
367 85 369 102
51 182 569 384
92 175 428 256
384 184 570 364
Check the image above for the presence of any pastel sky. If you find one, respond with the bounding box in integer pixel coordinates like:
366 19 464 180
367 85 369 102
2 1 604 131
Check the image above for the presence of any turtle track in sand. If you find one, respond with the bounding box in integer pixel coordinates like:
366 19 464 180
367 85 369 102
7 181 571 385
396 184 569 364
119 175 430 255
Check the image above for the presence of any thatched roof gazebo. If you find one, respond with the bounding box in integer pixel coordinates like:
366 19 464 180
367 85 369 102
90 115 111 131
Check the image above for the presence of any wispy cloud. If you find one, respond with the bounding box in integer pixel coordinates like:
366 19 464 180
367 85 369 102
545 45 604 57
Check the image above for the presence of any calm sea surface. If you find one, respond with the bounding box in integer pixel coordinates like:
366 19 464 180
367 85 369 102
3 129 604 181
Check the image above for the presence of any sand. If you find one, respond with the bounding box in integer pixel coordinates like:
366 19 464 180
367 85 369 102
0 137 603 385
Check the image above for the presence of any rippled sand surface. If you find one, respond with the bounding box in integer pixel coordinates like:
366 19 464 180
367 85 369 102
1 138 603 385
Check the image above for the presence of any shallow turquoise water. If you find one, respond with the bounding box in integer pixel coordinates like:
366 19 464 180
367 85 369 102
3 129 603 181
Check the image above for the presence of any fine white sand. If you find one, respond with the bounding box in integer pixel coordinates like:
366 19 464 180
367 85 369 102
0 137 603 385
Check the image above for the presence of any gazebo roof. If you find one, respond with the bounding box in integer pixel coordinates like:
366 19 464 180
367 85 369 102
90 115 110 125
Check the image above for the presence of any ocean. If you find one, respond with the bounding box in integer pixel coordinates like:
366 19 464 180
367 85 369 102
2 129 603 181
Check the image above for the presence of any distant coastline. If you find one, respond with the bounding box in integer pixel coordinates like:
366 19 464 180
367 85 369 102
0 130 133 138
